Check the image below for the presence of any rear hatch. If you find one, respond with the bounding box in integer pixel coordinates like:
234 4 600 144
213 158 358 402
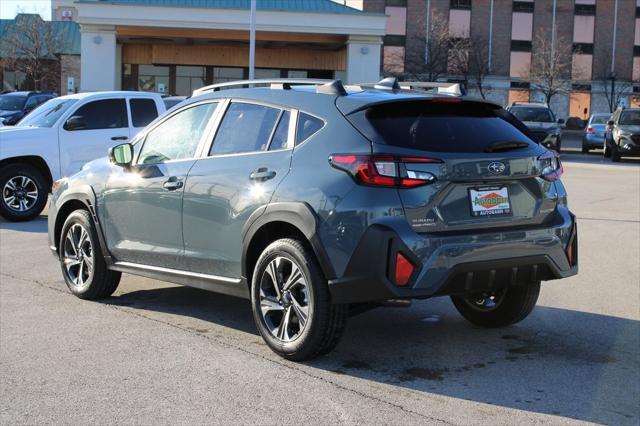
340 98 561 233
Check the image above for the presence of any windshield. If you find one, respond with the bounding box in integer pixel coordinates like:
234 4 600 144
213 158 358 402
17 98 78 128
0 95 27 111
619 111 640 126
510 107 555 123
590 115 610 125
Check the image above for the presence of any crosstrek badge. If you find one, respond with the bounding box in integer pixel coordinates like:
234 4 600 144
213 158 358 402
469 187 511 217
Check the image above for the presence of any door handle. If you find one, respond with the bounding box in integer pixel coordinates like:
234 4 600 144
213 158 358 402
163 177 184 191
111 136 128 141
249 168 276 182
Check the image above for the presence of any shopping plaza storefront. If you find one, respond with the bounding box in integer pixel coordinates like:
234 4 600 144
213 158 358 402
73 0 386 94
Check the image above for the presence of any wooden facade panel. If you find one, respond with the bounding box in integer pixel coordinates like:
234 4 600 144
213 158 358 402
121 44 152 64
117 26 347 44
138 44 346 71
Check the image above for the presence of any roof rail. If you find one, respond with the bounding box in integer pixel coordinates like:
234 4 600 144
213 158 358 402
192 78 347 97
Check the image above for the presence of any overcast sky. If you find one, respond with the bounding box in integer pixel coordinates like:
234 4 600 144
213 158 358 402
0 0 51 20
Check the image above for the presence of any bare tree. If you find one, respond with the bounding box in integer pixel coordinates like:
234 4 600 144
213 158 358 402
448 36 491 99
385 18 453 82
529 34 573 105
590 48 637 112
0 14 62 91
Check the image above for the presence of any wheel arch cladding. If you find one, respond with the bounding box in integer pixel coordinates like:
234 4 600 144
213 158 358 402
242 202 336 286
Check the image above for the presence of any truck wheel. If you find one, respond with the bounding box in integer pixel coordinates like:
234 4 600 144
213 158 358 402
251 238 348 361
451 282 540 328
59 210 121 300
0 163 48 222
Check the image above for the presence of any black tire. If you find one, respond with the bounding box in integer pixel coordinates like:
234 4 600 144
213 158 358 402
0 163 49 222
603 142 612 158
451 282 540 328
251 238 348 361
611 145 621 162
59 210 121 300
581 145 589 154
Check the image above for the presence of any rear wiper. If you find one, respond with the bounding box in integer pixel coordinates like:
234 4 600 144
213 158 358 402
484 141 530 153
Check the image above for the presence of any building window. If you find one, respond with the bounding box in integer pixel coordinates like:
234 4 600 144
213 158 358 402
254 69 281 79
511 40 532 52
573 15 595 44
2 70 26 91
508 89 530 105
138 65 169 93
385 0 407 6
510 52 531 78
634 58 640 81
385 6 406 36
383 46 405 73
573 43 594 55
574 4 596 15
511 12 533 41
383 35 406 46
450 0 471 10
572 54 592 80
512 1 534 13
449 9 471 38
176 66 205 97
569 92 591 120
213 67 244 84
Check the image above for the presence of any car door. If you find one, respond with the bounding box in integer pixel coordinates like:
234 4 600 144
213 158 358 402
58 98 130 177
102 100 220 269
182 100 294 278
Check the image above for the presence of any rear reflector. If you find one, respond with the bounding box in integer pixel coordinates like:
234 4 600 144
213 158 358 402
329 154 441 188
395 253 414 286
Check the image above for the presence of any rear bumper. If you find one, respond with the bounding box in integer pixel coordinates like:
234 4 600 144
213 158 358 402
328 210 578 304
582 134 604 148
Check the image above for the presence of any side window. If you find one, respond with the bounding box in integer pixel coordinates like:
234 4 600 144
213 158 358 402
138 102 218 164
296 112 324 145
25 96 38 109
70 99 128 130
210 103 280 155
130 98 159 128
269 111 290 151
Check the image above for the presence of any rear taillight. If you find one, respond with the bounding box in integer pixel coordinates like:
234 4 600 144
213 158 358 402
329 154 441 188
586 127 595 134
538 150 563 181
394 252 414 286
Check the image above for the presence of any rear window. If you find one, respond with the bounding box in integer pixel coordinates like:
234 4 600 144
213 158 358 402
130 98 159 127
590 115 610 125
509 106 555 123
348 100 536 153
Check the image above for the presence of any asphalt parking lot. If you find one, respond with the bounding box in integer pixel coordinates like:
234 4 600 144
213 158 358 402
1 132 638 425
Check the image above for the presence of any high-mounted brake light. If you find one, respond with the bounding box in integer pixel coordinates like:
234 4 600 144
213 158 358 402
538 151 563 181
329 154 441 188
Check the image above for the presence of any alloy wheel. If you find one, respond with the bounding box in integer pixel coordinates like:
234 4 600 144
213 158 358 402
2 175 38 212
463 289 506 312
259 256 310 342
62 224 94 288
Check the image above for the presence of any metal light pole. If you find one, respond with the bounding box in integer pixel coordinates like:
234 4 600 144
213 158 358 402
249 0 256 80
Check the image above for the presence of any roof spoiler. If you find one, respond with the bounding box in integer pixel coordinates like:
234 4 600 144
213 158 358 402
358 77 465 96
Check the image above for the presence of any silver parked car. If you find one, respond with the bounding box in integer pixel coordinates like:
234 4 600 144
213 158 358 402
582 113 610 153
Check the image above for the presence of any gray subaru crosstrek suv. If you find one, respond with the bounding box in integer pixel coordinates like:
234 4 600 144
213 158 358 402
48 78 578 361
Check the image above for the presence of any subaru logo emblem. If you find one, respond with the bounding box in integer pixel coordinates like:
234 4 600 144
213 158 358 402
487 161 506 175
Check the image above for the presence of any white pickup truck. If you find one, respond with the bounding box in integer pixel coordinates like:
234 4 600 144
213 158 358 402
0 91 166 221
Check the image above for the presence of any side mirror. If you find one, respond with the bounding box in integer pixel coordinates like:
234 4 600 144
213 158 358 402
109 143 134 167
557 118 565 124
64 115 86 131
607 120 615 126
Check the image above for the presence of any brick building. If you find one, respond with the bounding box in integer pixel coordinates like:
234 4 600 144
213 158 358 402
365 0 640 120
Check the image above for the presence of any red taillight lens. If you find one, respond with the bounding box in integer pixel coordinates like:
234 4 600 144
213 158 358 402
538 151 563 181
587 127 595 134
395 252 414 286
329 154 441 188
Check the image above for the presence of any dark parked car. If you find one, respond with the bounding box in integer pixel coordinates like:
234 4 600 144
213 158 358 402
604 107 640 162
0 91 56 125
582 113 611 153
47 78 578 361
506 102 564 152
